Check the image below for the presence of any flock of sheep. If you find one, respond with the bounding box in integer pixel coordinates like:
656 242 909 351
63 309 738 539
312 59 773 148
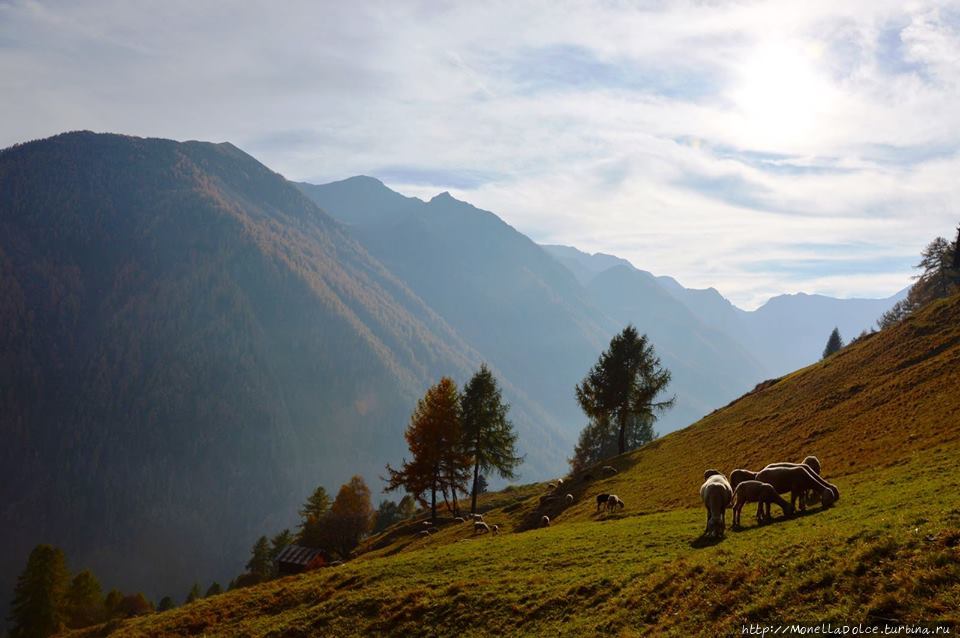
699 455 840 538
412 458 836 542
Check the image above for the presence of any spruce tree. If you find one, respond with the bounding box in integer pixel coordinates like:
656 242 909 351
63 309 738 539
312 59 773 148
576 325 673 455
157 596 175 612
64 569 103 628
298 487 331 529
822 327 843 359
461 364 523 514
9 544 70 638
245 537 272 581
184 583 202 605
204 582 222 597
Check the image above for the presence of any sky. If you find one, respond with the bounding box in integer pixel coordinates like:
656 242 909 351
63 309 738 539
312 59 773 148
2 1 959 309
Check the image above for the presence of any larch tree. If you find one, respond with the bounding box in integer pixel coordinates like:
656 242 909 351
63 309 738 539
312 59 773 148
327 475 375 559
9 544 70 638
461 364 523 514
822 327 844 359
385 377 467 520
576 325 673 456
64 569 103 628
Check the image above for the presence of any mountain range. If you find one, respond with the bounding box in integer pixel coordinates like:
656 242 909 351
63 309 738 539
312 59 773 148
0 132 904 613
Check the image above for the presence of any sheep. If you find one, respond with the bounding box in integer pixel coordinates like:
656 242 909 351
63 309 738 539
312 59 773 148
595 493 610 512
602 465 618 475
473 521 491 534
565 493 574 504
547 482 557 491
541 515 550 527
491 524 500 536
730 468 757 491
422 520 433 527
606 494 625 511
755 465 839 512
699 473 733 538
763 457 824 507
703 468 723 480
454 516 465 523
556 478 565 487
471 513 484 522
418 530 430 537
731 480 793 527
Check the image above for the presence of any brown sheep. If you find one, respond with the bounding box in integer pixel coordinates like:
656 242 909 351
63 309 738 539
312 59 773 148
730 468 757 490
699 473 732 538
731 480 793 527
755 465 839 512
606 494 625 511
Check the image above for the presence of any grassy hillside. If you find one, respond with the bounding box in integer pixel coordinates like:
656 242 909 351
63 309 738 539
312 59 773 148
71 294 960 636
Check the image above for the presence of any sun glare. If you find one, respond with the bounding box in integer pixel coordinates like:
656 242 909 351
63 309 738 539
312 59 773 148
730 40 833 150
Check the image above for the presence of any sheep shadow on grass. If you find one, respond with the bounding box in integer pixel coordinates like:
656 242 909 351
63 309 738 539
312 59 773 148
730 503 830 535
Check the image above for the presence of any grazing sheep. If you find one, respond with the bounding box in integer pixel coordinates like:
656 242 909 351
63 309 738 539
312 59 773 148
703 469 722 480
565 493 574 504
602 465 618 475
418 530 430 537
606 494 625 511
474 521 491 534
699 473 733 538
731 480 793 527
541 515 550 527
491 524 500 536
764 457 823 507
730 468 758 490
547 482 557 491
422 521 433 527
556 478 564 487
755 465 839 512
471 513 484 522
595 493 610 512
454 517 465 523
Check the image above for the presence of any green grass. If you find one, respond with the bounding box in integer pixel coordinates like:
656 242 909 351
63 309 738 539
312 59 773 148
71 295 960 637
75 443 960 637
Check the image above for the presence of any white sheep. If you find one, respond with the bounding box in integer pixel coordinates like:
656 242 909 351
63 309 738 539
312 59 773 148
491 524 500 536
602 465 618 475
699 472 733 538
471 513 484 522
606 494 625 511
454 516 465 523
473 521 491 534
540 515 550 527
565 493 574 504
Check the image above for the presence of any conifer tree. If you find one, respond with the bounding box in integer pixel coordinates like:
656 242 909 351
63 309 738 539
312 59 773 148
184 583 202 605
822 327 843 359
298 486 331 529
9 544 69 638
157 596 175 612
461 364 523 514
64 569 103 628
245 537 272 581
385 377 467 520
576 326 673 455
204 582 222 597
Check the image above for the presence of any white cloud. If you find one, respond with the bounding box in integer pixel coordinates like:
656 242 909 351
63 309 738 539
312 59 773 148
1 0 958 308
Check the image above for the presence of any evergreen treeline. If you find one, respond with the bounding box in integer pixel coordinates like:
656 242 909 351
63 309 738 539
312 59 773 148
877 229 960 329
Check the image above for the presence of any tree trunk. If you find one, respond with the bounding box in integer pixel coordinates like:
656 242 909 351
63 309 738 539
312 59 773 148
617 411 627 455
470 460 480 514
430 479 436 521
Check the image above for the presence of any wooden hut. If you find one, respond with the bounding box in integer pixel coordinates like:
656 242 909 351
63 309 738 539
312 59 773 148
275 544 328 575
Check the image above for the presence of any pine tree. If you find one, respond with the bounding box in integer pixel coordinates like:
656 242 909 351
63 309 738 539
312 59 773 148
385 377 466 520
822 327 843 359
397 494 417 520
576 325 673 456
461 364 523 514
268 529 294 576
327 475 375 558
298 486 331 529
157 596 175 612
204 582 222 597
184 583 202 605
64 569 103 628
245 537 272 581
9 544 70 638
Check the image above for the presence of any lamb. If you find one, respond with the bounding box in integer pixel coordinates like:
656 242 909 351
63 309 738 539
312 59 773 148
474 521 491 534
595 493 610 512
755 465 839 512
602 465 618 475
565 493 574 504
730 468 757 490
541 515 550 527
699 473 733 538
731 480 793 527
606 494 625 511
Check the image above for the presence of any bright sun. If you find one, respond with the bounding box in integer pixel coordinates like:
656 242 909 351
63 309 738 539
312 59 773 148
730 40 833 150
